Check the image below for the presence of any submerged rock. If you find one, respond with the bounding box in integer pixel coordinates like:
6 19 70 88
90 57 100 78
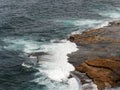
68 21 120 90
28 52 48 57
26 52 49 65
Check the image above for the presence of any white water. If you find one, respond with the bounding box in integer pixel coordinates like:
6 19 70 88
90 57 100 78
68 20 109 36
21 39 82 90
99 11 120 19
98 7 120 19
4 37 81 90
37 40 78 81
3 38 78 80
3 38 42 52
3 38 78 81
82 82 98 90
55 19 110 36
55 19 103 27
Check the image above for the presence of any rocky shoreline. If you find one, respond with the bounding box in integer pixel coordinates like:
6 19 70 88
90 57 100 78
68 20 120 90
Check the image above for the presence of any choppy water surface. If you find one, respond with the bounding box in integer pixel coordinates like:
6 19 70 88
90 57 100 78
0 0 120 90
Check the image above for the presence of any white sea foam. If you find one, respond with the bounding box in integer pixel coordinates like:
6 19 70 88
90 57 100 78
22 62 32 68
56 19 110 37
70 30 82 35
72 19 103 27
99 7 120 19
21 39 81 90
70 20 110 36
32 76 81 90
7 38 80 90
82 82 98 90
55 19 103 27
100 12 120 19
3 38 42 53
36 40 78 81
68 77 82 90
74 19 110 29
94 21 109 28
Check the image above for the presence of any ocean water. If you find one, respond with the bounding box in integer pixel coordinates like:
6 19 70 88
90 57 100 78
0 0 120 90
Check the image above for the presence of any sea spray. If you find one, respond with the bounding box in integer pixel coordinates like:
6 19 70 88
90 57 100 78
22 40 82 90
37 40 78 81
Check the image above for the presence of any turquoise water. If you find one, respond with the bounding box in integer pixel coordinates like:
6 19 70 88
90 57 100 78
0 0 120 90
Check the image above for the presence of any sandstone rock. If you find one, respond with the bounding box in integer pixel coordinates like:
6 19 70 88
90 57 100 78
69 30 120 44
86 58 120 75
68 21 120 90
76 58 120 90
69 21 120 45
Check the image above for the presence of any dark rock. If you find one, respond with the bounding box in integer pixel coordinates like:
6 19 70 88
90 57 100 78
28 52 48 57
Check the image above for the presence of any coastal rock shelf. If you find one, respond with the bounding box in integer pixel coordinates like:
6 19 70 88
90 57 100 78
68 21 120 90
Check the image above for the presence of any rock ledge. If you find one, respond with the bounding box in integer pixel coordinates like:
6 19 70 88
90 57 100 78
68 21 120 90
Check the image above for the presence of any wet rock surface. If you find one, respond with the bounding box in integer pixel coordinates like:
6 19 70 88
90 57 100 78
68 21 120 90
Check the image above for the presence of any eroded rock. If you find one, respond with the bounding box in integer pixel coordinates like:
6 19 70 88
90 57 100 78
68 21 120 90
76 58 120 90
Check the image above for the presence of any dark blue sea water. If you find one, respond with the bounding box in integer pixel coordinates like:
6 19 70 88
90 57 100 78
0 0 120 90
